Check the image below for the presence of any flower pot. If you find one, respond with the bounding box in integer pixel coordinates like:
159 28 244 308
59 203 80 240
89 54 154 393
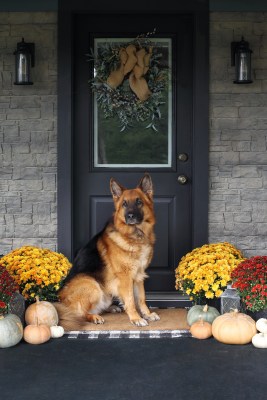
9 292 25 325
195 297 221 312
245 308 267 322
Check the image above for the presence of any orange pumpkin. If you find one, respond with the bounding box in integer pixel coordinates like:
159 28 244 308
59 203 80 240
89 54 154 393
24 323 51 345
212 310 257 345
190 318 212 339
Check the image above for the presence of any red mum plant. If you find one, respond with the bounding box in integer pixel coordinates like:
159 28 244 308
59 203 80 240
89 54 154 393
0 264 19 315
231 256 267 312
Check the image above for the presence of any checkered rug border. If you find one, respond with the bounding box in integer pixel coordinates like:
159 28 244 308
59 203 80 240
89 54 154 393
65 329 192 339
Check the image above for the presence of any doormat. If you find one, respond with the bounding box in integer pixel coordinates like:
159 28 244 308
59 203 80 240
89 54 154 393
65 308 192 339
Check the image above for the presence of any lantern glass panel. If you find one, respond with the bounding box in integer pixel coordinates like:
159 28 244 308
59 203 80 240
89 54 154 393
15 52 32 84
235 51 251 82
220 285 240 314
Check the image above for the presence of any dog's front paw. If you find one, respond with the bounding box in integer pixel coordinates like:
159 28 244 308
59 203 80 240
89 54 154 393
87 314 105 324
143 312 160 322
93 315 105 324
131 317 149 327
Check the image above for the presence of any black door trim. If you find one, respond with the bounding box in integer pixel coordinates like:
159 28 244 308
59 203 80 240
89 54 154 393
58 0 209 261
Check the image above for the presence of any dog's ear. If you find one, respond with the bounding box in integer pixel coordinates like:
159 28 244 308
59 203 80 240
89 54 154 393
138 173 153 198
110 178 125 201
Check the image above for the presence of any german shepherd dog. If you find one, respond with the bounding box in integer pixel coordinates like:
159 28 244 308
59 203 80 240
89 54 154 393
55 174 160 329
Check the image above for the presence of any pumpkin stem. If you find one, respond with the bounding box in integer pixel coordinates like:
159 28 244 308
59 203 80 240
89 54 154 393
36 295 40 303
230 308 239 314
203 304 209 313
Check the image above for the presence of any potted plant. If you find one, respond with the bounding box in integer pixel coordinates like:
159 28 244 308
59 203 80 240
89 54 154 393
175 242 245 306
0 246 71 303
0 264 19 315
231 256 267 320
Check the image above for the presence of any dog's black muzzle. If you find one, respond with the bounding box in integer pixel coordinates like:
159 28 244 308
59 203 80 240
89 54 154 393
125 210 143 225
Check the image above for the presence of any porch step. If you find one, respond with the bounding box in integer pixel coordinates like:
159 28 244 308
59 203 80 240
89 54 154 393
146 292 192 308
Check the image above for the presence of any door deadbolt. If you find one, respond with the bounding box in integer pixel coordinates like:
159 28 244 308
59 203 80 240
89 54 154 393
178 153 188 162
177 175 188 185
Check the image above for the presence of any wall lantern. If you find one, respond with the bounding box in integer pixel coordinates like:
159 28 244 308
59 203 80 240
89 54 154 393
14 38 35 85
231 36 253 84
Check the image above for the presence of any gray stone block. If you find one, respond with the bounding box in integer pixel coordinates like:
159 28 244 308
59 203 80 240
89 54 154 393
33 203 51 224
229 178 263 189
14 214 33 225
240 152 267 164
15 224 39 238
38 224 57 238
22 191 55 203
6 108 41 120
257 224 267 235
242 190 267 201
239 107 267 118
232 165 260 178
19 167 42 180
8 180 43 191
10 96 41 109
233 213 252 223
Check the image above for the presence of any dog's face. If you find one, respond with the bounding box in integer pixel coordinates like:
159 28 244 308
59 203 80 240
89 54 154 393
110 174 154 227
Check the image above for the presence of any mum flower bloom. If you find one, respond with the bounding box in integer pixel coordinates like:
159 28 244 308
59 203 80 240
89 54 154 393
0 246 72 303
231 256 267 312
0 265 19 314
175 242 245 304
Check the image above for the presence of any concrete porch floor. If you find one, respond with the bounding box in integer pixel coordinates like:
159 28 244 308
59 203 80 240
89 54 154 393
0 334 266 400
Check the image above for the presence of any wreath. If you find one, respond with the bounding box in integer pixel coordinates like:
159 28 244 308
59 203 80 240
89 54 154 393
88 32 169 132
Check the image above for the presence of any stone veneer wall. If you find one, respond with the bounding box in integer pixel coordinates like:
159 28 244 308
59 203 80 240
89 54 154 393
209 12 267 257
0 12 266 257
0 12 57 254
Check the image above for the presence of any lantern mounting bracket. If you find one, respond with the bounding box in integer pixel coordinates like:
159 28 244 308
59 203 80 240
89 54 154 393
231 38 249 67
231 41 240 66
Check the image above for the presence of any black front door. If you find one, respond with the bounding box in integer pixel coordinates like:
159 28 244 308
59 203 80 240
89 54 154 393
58 2 209 306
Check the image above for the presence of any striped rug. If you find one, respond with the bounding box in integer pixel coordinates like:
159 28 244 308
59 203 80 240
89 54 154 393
65 308 192 339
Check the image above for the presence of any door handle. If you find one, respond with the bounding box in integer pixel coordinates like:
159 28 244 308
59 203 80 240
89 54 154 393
177 175 188 185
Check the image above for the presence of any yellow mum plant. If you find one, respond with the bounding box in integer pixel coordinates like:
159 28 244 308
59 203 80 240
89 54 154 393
0 246 72 303
175 242 245 304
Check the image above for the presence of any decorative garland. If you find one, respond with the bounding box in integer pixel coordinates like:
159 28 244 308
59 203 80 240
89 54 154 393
89 32 169 131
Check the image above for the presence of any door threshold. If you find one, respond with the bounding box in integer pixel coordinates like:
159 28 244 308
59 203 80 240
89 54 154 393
146 292 192 308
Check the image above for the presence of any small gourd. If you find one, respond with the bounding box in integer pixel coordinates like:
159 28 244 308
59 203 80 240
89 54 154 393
252 333 267 349
256 318 267 334
190 318 212 339
212 309 257 345
187 304 220 326
25 296 58 327
0 314 23 348
50 325 64 338
24 319 51 345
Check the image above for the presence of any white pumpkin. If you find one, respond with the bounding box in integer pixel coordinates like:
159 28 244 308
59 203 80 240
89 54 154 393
252 332 267 349
256 318 267 334
50 325 64 338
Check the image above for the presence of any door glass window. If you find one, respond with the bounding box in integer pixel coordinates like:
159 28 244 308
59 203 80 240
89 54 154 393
91 37 172 168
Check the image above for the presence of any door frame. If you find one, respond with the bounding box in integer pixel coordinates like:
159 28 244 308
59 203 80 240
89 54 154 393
58 0 209 268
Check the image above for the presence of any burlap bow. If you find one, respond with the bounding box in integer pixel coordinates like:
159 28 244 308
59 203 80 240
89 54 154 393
107 44 153 101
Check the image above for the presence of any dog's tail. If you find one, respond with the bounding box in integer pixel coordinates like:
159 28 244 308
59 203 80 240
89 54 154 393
53 302 93 331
